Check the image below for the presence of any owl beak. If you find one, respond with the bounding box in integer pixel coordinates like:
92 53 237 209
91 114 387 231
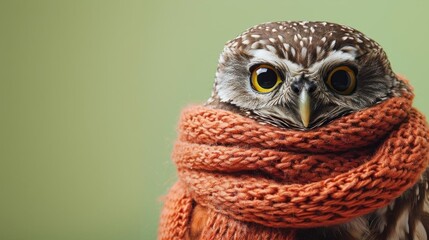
299 89 311 128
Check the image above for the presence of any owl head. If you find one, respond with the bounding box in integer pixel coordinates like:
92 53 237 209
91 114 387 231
207 21 409 130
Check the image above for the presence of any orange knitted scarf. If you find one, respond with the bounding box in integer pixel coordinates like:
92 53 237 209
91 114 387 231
159 83 429 239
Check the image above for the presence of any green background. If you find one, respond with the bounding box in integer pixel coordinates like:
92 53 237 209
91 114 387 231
1 0 428 239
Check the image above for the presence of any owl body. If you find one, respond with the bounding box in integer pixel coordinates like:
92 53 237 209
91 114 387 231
188 21 429 240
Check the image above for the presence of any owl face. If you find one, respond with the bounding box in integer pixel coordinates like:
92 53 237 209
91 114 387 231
209 21 405 130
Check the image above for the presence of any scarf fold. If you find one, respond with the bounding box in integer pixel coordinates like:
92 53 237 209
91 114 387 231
159 81 429 239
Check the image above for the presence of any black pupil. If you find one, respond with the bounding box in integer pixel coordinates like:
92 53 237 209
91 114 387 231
331 70 350 92
256 68 277 89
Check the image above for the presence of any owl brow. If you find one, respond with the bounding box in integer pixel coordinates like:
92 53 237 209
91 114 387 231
319 60 358 77
307 50 357 73
323 60 357 69
248 49 301 67
248 60 282 71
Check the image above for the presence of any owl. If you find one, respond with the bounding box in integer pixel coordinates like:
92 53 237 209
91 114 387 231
187 21 429 240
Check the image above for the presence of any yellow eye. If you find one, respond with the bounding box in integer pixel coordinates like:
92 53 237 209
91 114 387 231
250 64 282 93
325 66 356 95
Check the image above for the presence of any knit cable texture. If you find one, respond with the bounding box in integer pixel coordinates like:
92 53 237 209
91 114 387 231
159 80 429 239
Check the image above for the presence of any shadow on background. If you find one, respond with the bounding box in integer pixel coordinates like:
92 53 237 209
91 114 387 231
1 1 428 239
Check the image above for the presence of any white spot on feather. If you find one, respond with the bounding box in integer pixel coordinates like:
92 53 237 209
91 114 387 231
250 42 260 49
283 43 290 51
330 40 336 49
290 47 296 57
301 47 307 59
340 46 358 52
